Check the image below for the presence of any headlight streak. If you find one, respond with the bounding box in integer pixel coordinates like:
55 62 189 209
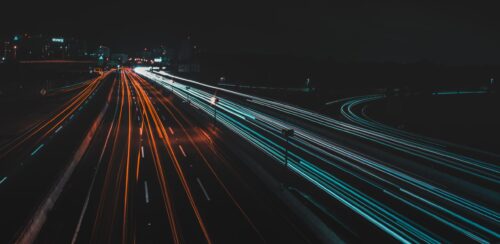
134 67 499 243
341 95 500 161
126 70 212 244
0 72 112 157
131 72 267 241
249 98 500 184
0 71 111 197
255 111 499 223
248 112 499 241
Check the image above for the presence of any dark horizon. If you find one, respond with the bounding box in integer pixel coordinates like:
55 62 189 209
2 0 500 64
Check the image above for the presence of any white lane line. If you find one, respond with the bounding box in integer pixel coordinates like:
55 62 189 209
168 127 174 135
31 144 45 156
144 181 150 203
55 126 63 134
196 178 211 201
178 145 187 157
0 176 7 185
141 146 145 158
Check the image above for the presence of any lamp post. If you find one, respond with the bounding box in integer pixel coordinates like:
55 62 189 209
210 96 219 125
281 128 294 167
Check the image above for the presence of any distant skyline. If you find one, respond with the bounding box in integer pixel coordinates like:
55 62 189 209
2 0 500 64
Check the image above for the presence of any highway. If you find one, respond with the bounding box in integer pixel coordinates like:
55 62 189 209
0 71 112 243
0 66 498 243
12 69 311 243
135 67 499 243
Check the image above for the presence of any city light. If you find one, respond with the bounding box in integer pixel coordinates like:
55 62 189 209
51 38 64 43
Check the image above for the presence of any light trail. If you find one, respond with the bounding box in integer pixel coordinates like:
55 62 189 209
127 69 212 244
122 69 134 244
134 67 500 243
0 72 110 160
90 71 129 243
251 97 500 184
339 94 500 160
130 70 266 241
71 77 119 244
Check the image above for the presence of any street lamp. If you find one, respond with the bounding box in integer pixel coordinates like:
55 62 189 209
210 96 219 125
281 128 294 167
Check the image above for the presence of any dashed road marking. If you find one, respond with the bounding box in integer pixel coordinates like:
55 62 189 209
144 181 150 203
178 145 187 157
197 178 211 201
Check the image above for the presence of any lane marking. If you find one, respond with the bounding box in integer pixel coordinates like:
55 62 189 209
144 181 150 203
168 127 174 135
178 145 187 157
161 115 166 121
139 127 143 136
0 176 7 185
31 144 45 156
55 126 63 134
197 178 211 201
141 146 145 158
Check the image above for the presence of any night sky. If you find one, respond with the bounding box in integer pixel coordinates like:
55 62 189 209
1 0 500 64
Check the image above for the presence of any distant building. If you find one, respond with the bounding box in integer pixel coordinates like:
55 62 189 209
0 34 88 60
97 45 110 60
137 48 153 61
150 46 176 67
91 45 111 65
111 53 128 65
178 37 194 63
1 41 11 60
164 48 176 63
177 36 200 73
0 34 88 61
